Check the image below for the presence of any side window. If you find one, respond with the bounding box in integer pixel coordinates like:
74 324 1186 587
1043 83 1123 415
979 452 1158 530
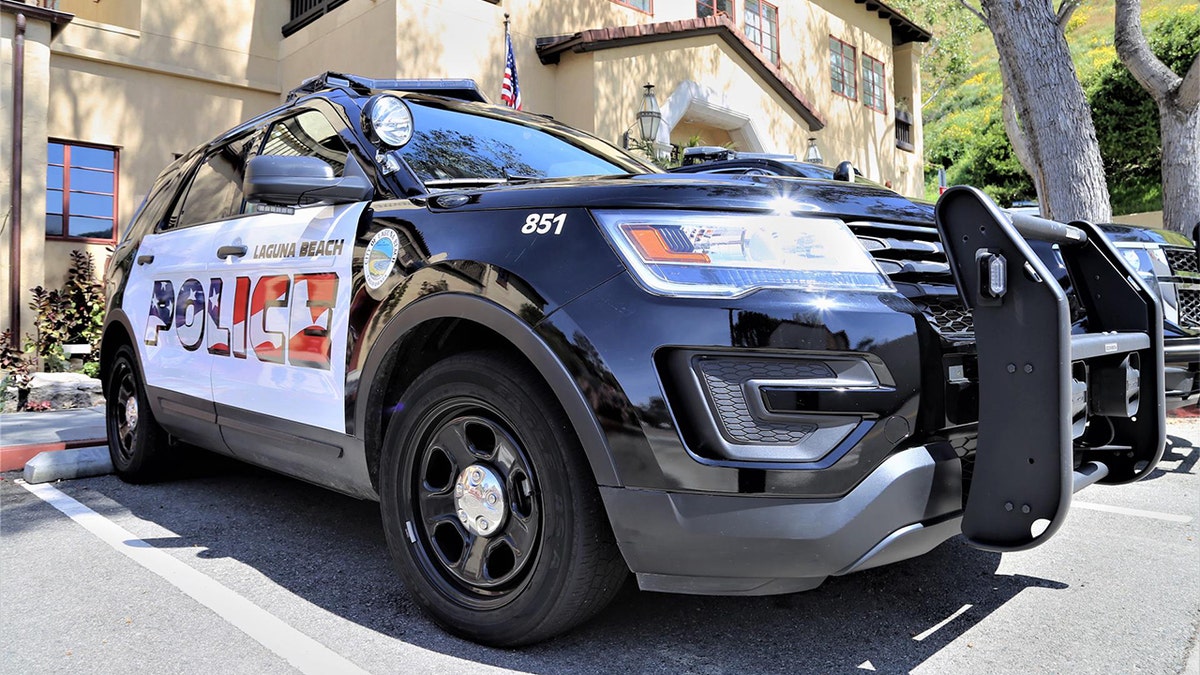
261 109 350 176
172 135 255 229
122 162 182 243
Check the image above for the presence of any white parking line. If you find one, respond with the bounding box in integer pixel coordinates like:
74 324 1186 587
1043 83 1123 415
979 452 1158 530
1071 501 1193 524
17 479 372 675
912 604 972 642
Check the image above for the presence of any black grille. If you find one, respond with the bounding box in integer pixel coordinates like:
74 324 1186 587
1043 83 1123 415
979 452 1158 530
916 296 975 335
696 358 830 444
847 219 974 339
1179 288 1200 327
1165 247 1199 277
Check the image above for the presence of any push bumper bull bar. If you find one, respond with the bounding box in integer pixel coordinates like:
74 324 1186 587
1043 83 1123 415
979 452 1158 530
935 187 1165 552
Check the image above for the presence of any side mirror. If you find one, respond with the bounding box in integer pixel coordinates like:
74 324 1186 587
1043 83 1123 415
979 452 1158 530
244 154 374 206
833 160 855 183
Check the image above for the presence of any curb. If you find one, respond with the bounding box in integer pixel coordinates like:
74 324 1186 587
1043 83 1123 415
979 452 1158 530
23 445 113 484
1 438 108 472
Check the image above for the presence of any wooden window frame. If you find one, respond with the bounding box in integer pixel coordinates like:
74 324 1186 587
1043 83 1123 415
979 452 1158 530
744 0 779 65
610 0 653 15
46 139 120 245
862 54 887 113
697 0 734 20
830 36 858 101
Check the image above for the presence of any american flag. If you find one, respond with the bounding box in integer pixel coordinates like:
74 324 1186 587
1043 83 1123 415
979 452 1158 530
501 26 522 110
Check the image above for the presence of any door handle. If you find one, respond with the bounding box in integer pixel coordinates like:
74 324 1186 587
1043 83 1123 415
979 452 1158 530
136 255 155 265
217 245 248 259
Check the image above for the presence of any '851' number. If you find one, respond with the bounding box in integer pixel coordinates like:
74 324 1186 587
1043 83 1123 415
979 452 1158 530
522 213 566 235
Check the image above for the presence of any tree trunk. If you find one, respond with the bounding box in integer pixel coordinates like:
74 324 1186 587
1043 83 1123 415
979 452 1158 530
1114 0 1200 235
1158 104 1200 236
979 0 1112 223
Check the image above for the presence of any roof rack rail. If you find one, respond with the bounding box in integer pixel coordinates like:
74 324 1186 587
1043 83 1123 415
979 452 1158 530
286 71 488 104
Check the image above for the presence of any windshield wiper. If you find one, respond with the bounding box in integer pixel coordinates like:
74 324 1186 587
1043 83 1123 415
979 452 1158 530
423 178 506 188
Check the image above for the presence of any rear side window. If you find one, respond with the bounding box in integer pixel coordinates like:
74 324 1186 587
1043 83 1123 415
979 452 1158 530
261 109 350 176
173 135 256 229
122 163 182 243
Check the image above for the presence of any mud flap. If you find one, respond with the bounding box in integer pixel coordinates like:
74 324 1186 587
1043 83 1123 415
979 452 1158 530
935 187 1164 552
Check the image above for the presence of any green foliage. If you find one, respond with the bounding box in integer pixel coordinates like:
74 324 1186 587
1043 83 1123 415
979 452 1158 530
26 249 105 372
28 286 74 369
922 0 1195 211
64 250 105 354
1 329 38 410
1086 10 1200 215
889 0 983 109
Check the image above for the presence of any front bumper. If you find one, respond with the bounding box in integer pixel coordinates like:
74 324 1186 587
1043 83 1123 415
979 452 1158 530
1164 336 1199 408
601 444 964 595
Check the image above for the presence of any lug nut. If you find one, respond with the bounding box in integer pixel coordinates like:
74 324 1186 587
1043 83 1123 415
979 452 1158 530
458 509 468 524
486 493 499 505
477 516 490 532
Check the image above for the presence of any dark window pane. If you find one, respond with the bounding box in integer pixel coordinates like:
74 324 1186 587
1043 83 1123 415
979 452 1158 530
72 145 115 170
47 165 63 189
45 213 63 236
398 101 639 183
46 188 63 215
175 141 250 228
70 167 115 194
126 164 182 241
263 110 348 176
72 192 114 219
70 216 115 240
48 143 64 165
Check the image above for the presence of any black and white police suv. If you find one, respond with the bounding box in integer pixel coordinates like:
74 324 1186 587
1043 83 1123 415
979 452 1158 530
101 72 1165 646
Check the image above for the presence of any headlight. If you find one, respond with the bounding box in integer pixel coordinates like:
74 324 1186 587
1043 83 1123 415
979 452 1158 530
593 210 893 297
361 94 413 148
1115 243 1168 288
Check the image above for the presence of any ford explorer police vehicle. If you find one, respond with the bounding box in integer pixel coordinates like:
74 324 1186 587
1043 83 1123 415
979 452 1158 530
101 72 1165 646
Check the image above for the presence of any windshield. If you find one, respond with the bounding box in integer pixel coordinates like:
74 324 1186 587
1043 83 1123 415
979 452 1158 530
395 98 655 187
781 161 888 189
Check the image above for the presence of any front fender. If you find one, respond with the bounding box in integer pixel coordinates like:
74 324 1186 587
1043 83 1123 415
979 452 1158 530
354 292 621 487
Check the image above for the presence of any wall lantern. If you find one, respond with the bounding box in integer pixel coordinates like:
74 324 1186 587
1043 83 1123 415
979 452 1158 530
624 83 662 149
636 83 662 143
804 136 823 164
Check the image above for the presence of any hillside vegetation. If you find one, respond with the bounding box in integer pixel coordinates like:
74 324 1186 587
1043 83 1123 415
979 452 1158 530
922 0 1199 214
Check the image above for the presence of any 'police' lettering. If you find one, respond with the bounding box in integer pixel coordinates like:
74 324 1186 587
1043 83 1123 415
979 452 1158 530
143 273 338 370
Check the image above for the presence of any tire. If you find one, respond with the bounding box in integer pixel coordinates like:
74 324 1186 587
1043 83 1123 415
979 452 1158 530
379 351 627 646
105 344 171 482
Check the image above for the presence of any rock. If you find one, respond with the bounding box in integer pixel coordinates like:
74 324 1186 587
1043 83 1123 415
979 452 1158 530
22 372 105 410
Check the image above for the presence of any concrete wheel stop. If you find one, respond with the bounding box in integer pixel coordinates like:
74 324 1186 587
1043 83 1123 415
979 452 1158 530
23 446 113 484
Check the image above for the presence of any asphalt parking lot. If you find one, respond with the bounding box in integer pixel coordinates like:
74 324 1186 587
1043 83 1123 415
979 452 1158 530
2 418 1197 674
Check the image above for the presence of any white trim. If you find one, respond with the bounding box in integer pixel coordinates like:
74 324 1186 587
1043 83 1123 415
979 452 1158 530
17 479 371 675
659 80 767 152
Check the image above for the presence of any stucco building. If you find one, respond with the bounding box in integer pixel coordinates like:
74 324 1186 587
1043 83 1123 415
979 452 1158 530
1 0 929 341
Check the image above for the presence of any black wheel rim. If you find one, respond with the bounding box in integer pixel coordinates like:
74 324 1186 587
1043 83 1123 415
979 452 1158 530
107 359 139 465
406 400 542 609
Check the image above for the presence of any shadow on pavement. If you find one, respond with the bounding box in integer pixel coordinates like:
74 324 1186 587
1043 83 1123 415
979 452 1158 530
1146 433 1198 479
18 457 1070 674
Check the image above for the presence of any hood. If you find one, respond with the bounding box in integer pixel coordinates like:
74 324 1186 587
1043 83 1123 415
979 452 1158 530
1099 222 1195 247
420 173 936 225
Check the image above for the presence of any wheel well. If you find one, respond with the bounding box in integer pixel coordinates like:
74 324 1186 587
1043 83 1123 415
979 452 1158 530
364 318 539 492
100 320 134 386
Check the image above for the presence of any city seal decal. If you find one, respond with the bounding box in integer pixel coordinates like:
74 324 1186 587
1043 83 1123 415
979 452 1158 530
364 228 400 289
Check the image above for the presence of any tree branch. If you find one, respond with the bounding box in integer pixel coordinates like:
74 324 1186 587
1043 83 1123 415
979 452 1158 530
1178 51 1200 110
1113 0 1180 105
1056 0 1081 29
956 0 986 24
1001 86 1036 179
